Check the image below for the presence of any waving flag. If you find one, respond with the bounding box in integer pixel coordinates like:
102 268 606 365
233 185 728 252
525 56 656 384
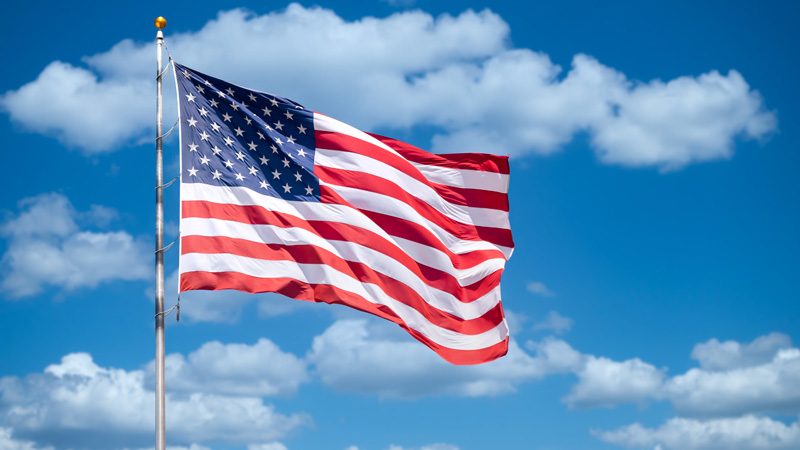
174 62 513 365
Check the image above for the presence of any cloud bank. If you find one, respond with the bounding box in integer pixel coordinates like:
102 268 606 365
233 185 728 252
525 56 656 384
1 4 776 170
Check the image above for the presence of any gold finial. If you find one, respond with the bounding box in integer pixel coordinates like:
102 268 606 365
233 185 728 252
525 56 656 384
155 17 167 29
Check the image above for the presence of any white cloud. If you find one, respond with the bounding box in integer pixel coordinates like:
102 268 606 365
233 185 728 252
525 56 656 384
247 444 288 450
0 428 53 450
345 445 459 450
593 415 800 450
532 311 573 334
154 338 309 397
564 355 666 409
526 281 555 297
0 352 310 450
690 332 792 371
0 193 150 298
664 347 800 417
307 319 581 399
1 5 775 170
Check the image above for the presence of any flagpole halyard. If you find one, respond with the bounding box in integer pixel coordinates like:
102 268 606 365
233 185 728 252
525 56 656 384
154 15 167 450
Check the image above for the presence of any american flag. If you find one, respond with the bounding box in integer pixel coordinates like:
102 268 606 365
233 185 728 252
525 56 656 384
174 62 514 365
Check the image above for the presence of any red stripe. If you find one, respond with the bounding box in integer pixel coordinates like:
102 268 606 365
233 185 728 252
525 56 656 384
316 131 509 212
181 270 509 365
369 133 510 175
317 165 513 248
183 200 507 268
182 235 504 335
182 200 505 300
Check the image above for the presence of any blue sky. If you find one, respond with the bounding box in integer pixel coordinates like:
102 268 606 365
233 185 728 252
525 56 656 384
1 1 798 450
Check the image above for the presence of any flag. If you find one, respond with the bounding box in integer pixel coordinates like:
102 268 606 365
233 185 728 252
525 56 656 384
174 62 513 365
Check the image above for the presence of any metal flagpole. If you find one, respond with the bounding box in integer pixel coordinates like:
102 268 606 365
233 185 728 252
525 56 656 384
154 16 167 450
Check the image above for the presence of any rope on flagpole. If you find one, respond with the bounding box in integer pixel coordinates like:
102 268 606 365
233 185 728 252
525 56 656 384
155 175 179 190
155 232 180 254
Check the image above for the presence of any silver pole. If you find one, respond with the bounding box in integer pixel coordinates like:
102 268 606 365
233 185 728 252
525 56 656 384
154 18 167 450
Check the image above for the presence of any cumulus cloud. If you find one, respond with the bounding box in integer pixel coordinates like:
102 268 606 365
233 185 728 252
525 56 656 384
0 193 150 298
532 311 573 334
154 338 309 397
564 355 666 409
593 415 800 450
308 319 582 399
664 347 800 417
1 4 775 170
0 352 309 450
690 332 792 371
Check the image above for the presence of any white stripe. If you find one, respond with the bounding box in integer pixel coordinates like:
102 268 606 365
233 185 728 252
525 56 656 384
314 113 401 156
314 112 510 193
321 182 513 258
181 252 509 351
182 182 511 259
182 217 502 320
410 163 510 194
315 149 510 229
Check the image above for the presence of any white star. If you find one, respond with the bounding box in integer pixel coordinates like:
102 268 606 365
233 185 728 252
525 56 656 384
224 136 235 146
248 166 258 175
182 70 190 78
222 113 232 122
271 145 278 153
297 148 307 158
187 117 198 127
199 155 210 165
216 90 226 98
305 185 314 195
282 183 292 193
211 146 222 155
284 110 294 120
230 102 239 111
275 137 283 146
294 172 303 182
260 180 269 190
236 151 246 161
241 101 248 109
248 141 258 151
259 155 269 165
274 121 284 131
270 98 279 107
297 124 307 134
204 80 211 86
282 158 290 168
196 85 205 93
257 131 265 140
224 160 234 168
212 170 222 179
235 173 245 181
188 167 198 176
245 116 252 125
272 169 281 179
199 130 210 141
188 143 199 152
226 87 235 97
210 99 219 108
186 93 196 102
286 136 296 145
198 107 209 117
262 106 272 117
210 122 221 132
234 127 245 137
249 93 257 102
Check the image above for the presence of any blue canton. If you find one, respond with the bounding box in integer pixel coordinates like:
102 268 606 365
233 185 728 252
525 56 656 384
174 62 319 202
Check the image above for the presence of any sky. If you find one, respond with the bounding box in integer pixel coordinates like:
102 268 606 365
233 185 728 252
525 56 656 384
0 1 799 450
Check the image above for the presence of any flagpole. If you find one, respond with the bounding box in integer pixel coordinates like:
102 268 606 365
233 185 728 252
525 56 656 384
154 16 167 450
